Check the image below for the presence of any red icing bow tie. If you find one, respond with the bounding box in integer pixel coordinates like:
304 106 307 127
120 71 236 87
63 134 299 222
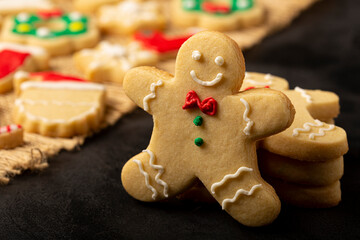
182 90 217 116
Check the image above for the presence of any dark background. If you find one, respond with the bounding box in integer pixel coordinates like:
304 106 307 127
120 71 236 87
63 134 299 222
1 0 359 239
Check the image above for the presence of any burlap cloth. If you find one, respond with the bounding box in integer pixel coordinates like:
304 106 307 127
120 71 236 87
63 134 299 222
0 0 319 184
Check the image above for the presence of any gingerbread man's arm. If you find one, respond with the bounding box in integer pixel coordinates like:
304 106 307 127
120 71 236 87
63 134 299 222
123 66 173 114
221 88 295 140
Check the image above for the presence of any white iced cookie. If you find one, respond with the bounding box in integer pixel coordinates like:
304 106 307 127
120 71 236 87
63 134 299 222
74 41 158 84
97 0 166 35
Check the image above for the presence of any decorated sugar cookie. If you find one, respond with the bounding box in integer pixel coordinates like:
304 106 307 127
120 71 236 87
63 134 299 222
121 31 295 226
74 0 120 14
74 41 158 84
0 0 54 16
1 10 99 56
13 71 106 137
0 124 23 149
243 73 348 208
172 0 264 31
259 86 348 161
97 0 166 35
134 30 193 58
241 72 289 91
0 43 49 93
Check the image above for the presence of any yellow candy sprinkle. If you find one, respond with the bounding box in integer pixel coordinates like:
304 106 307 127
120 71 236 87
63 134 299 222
16 23 31 33
69 22 84 32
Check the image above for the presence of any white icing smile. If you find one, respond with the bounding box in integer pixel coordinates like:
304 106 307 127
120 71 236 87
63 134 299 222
190 70 223 87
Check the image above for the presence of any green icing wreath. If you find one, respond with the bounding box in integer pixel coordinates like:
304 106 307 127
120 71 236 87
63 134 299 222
12 12 88 39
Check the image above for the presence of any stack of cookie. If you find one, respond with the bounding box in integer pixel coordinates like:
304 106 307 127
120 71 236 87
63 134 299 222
241 72 349 208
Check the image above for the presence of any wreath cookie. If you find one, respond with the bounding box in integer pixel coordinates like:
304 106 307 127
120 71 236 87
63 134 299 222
1 10 99 56
172 0 265 31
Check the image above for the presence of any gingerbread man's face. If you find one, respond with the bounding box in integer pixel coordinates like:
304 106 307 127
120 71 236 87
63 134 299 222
175 31 245 98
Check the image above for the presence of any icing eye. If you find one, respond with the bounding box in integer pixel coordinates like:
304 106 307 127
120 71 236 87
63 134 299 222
192 50 201 61
215 56 224 66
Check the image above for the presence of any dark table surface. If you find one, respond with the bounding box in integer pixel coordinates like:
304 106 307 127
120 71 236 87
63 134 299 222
1 0 359 239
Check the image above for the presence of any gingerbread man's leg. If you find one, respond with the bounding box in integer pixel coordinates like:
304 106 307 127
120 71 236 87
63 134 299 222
122 149 195 202
197 149 280 227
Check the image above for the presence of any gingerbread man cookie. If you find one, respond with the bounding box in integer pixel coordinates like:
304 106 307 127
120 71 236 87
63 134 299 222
74 41 158 84
121 31 295 226
172 0 264 31
13 71 106 137
97 0 166 35
0 42 49 93
258 87 348 161
240 72 348 207
1 10 99 56
0 124 23 149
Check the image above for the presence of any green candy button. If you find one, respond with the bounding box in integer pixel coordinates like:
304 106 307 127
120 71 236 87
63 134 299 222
194 137 204 146
193 116 203 126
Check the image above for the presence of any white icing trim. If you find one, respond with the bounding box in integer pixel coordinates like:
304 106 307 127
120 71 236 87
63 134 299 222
192 50 201 61
15 99 100 124
292 120 335 140
295 86 312 103
211 167 253 194
143 80 163 112
309 124 335 140
16 12 30 22
0 42 46 56
0 124 21 134
36 27 51 37
132 159 158 200
240 98 254 136
293 120 323 136
143 149 168 198
215 56 224 66
20 81 105 91
14 70 29 80
69 12 82 21
222 184 262 210
244 73 273 86
18 99 95 106
190 70 223 87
